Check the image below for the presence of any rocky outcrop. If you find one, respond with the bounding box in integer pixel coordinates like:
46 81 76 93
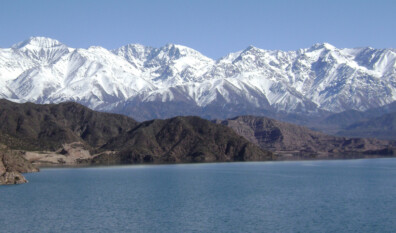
216 116 395 159
0 149 39 185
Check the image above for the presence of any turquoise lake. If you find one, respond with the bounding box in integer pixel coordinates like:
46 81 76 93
1 158 396 232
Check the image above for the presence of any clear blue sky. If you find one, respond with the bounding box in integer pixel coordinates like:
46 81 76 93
1 0 395 59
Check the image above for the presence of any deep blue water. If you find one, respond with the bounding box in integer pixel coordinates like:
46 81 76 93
1 158 396 233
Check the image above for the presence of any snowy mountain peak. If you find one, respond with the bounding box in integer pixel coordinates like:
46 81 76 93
309 42 336 51
112 44 154 64
12 36 65 49
230 45 268 65
158 43 211 61
117 43 151 54
162 43 190 51
9 37 70 64
241 45 264 54
87 46 109 52
1 37 396 121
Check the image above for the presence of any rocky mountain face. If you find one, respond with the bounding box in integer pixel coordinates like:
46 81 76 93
1 37 396 121
0 100 273 169
216 116 395 159
0 148 39 185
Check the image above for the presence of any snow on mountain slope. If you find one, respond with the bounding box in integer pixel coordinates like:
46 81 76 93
1 37 396 120
12 37 71 64
114 43 215 85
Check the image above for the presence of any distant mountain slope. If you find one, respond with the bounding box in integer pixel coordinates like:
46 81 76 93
320 101 396 128
1 37 396 121
216 116 394 158
308 101 396 138
336 112 396 140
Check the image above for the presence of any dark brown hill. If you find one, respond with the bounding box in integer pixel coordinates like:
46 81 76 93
0 99 138 151
0 100 274 184
216 116 394 159
95 116 274 164
0 100 273 167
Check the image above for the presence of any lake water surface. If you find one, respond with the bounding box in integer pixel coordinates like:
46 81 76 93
1 158 396 232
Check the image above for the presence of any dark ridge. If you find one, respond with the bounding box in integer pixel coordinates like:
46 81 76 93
0 100 273 170
216 115 395 159
0 99 138 151
95 116 274 164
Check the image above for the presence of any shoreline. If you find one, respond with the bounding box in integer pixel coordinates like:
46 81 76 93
33 155 396 170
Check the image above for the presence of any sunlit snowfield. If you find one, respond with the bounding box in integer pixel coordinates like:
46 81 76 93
1 158 396 232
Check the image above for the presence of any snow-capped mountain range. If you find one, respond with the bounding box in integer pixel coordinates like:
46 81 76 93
1 36 396 120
